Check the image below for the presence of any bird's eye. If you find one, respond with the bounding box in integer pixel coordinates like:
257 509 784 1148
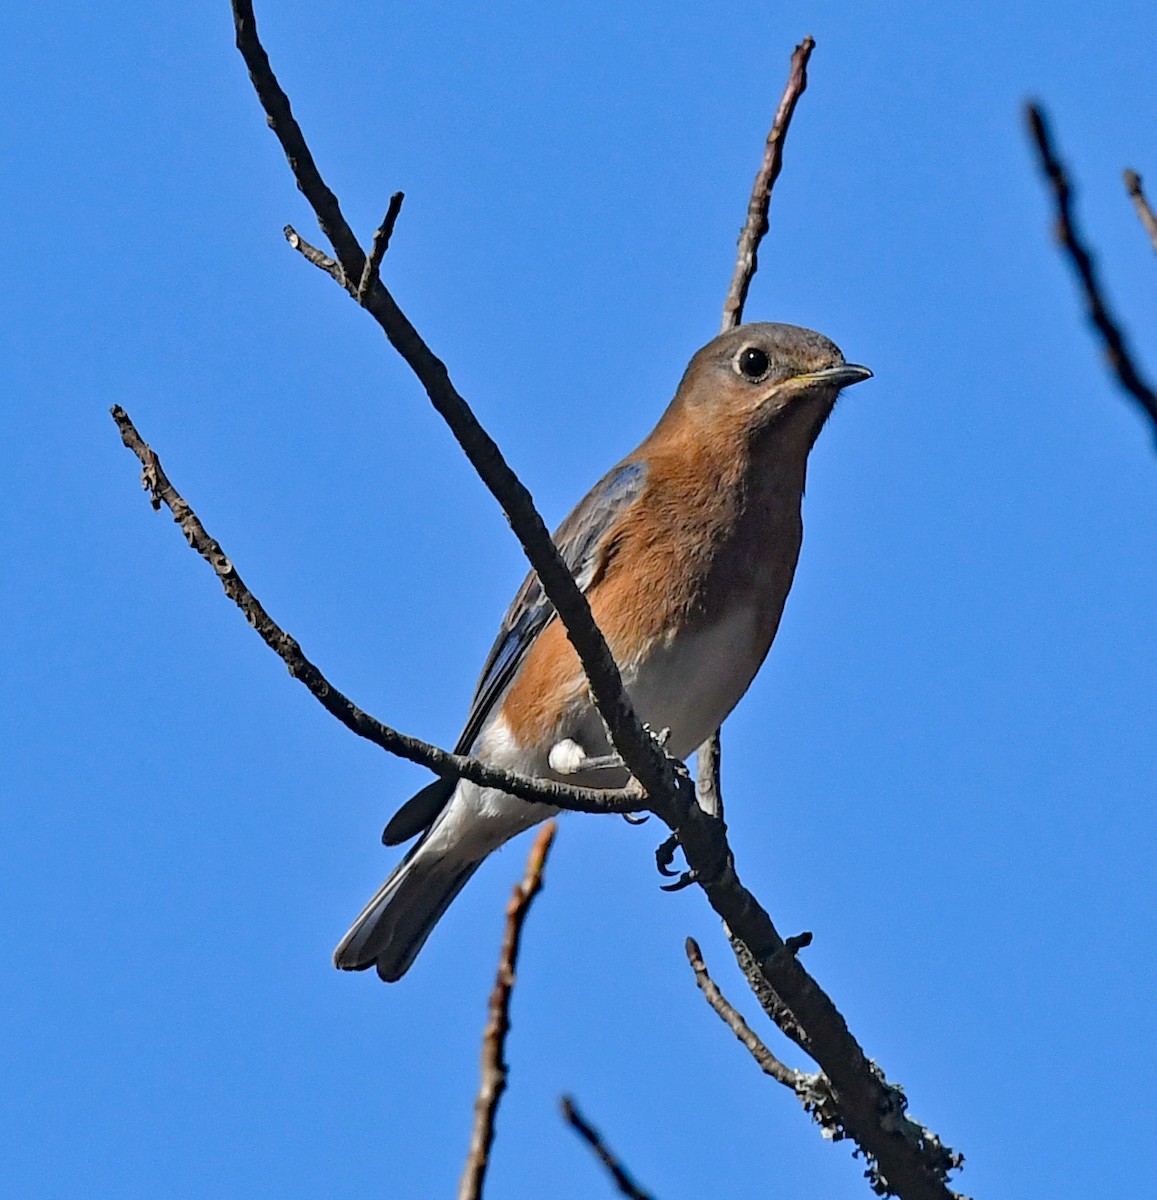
736 347 770 381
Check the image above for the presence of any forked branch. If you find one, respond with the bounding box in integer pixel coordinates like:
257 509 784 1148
110 406 641 816
232 0 677 805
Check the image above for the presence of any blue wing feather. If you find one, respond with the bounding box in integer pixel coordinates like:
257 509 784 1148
381 459 648 845
455 458 647 754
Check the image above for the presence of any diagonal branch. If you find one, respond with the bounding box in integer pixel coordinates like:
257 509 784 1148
685 937 811 1089
230 0 674 804
1025 103 1157 439
1123 169 1157 256
110 405 641 816
561 1096 656 1200
284 225 344 284
459 824 557 1200
685 939 845 1140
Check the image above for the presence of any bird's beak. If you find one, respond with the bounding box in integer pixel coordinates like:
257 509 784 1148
795 364 873 389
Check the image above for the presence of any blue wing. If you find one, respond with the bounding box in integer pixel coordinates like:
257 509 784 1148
382 459 648 845
460 458 648 752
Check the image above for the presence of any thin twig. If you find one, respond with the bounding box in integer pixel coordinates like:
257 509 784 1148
561 1097 656 1200
110 406 642 816
686 939 859 1154
357 191 405 303
231 0 675 805
459 824 557 1200
686 938 809 1089
720 35 815 334
695 36 815 816
685 936 848 1149
1025 103 1157 437
283 225 345 285
1124 169 1157 256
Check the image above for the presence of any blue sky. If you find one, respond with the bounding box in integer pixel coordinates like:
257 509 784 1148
4 2 1156 1197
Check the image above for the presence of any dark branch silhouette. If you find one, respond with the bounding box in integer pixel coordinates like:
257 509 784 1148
358 191 405 302
720 36 815 334
685 938 843 1136
1026 103 1157 439
459 824 557 1200
561 1097 657 1200
110 406 641 816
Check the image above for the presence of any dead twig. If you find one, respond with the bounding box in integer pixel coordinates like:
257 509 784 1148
1025 103 1157 438
1123 169 1157 256
110 406 642 816
694 37 815 819
720 36 815 335
686 937 809 1089
561 1096 656 1200
459 825 557 1200
283 225 345 285
357 191 405 303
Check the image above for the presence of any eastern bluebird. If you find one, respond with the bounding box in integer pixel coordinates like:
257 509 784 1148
334 321 871 981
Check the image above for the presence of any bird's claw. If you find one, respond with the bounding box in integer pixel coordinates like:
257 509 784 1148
660 868 698 892
656 830 698 889
656 832 681 876
622 811 650 825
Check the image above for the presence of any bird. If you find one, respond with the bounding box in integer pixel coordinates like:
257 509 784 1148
334 321 871 981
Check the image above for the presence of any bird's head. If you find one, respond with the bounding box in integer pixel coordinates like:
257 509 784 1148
663 322 872 448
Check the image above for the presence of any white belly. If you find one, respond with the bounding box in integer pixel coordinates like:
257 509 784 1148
624 607 762 757
544 605 764 787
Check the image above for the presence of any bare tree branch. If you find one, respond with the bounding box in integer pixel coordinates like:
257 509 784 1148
1025 103 1157 438
720 35 815 335
459 824 557 1200
694 37 816 821
1123 169 1157 256
685 938 848 1143
230 0 676 805
561 1096 656 1200
357 191 404 303
283 225 345 284
727 929 813 1054
110 406 642 816
686 937 809 1089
